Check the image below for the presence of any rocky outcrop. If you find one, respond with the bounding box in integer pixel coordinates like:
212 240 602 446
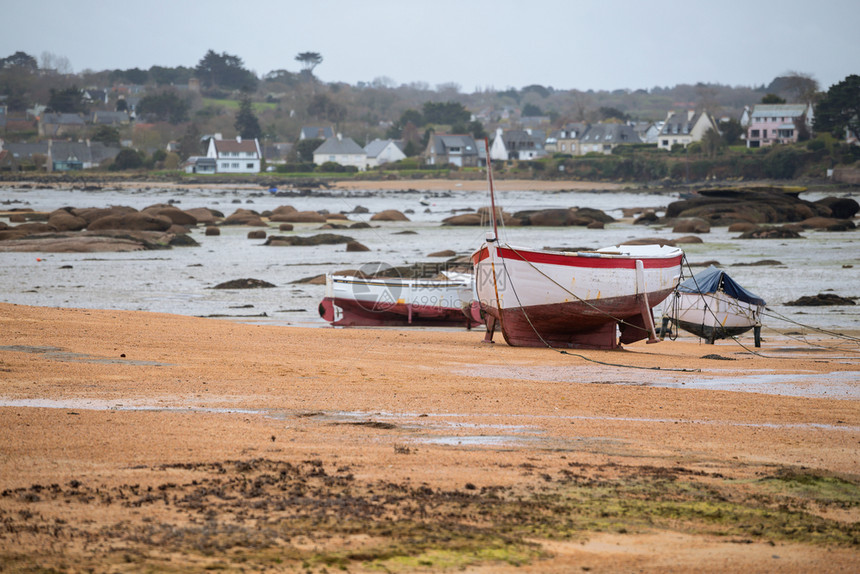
728 222 759 233
221 209 267 226
263 233 354 246
184 207 221 225
786 293 856 306
275 210 326 223
1 222 57 237
142 205 198 226
268 205 297 220
620 238 677 246
428 249 456 257
346 241 370 252
48 209 88 232
737 226 803 239
673 235 703 244
798 217 856 230
87 212 173 232
814 196 859 219
672 218 710 234
212 278 276 289
665 188 831 226
370 209 410 221
73 206 137 225
0 230 177 252
634 212 659 225
442 213 483 226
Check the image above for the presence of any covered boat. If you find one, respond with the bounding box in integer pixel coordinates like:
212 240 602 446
319 272 482 328
661 265 766 345
471 140 684 350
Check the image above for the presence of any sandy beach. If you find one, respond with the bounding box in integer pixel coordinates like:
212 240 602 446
1 302 858 572
329 178 628 193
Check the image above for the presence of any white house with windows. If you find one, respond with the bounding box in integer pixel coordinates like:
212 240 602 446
313 135 367 171
657 110 719 150
206 135 261 173
364 138 406 167
489 128 547 161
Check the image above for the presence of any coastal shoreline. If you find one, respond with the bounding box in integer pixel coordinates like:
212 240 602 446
1 302 858 572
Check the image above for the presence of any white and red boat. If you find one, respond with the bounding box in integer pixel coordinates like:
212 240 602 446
319 272 482 328
471 141 683 349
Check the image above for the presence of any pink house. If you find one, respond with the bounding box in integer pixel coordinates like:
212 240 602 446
746 103 813 148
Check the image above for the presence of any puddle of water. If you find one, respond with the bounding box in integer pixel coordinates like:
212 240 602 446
458 365 860 400
0 398 262 415
2 401 856 434
415 435 537 447
656 371 860 399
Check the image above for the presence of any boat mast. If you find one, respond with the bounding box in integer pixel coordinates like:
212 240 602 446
483 138 499 240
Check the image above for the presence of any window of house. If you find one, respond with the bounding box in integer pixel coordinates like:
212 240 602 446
246 163 254 169
662 140 669 146
231 162 239 168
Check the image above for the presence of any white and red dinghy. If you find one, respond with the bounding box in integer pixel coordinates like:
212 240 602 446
319 272 482 328
471 141 683 349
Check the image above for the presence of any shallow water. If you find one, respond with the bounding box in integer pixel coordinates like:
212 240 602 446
1 183 858 336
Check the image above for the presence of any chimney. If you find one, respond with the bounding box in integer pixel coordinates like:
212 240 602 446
236 136 242 143
337 133 343 141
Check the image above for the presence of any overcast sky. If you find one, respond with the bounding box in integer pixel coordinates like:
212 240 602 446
2 0 857 92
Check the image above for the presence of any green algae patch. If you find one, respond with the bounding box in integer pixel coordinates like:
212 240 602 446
2 459 858 573
755 468 860 509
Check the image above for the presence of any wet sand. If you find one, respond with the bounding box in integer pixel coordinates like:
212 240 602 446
1 303 859 572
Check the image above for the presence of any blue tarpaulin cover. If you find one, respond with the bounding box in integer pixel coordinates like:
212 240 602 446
677 265 766 306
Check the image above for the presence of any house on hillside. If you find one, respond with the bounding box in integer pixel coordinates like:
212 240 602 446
364 139 406 167
657 110 719 150
91 111 130 126
300 126 334 140
206 136 262 173
1 142 49 168
745 103 813 148
424 134 481 167
182 156 217 174
490 128 546 161
83 88 110 106
38 113 86 137
47 140 120 171
578 123 640 155
313 136 367 171
631 121 662 144
553 123 588 155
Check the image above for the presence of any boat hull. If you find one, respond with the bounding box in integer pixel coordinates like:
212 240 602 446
319 274 482 328
664 291 763 342
472 242 683 349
